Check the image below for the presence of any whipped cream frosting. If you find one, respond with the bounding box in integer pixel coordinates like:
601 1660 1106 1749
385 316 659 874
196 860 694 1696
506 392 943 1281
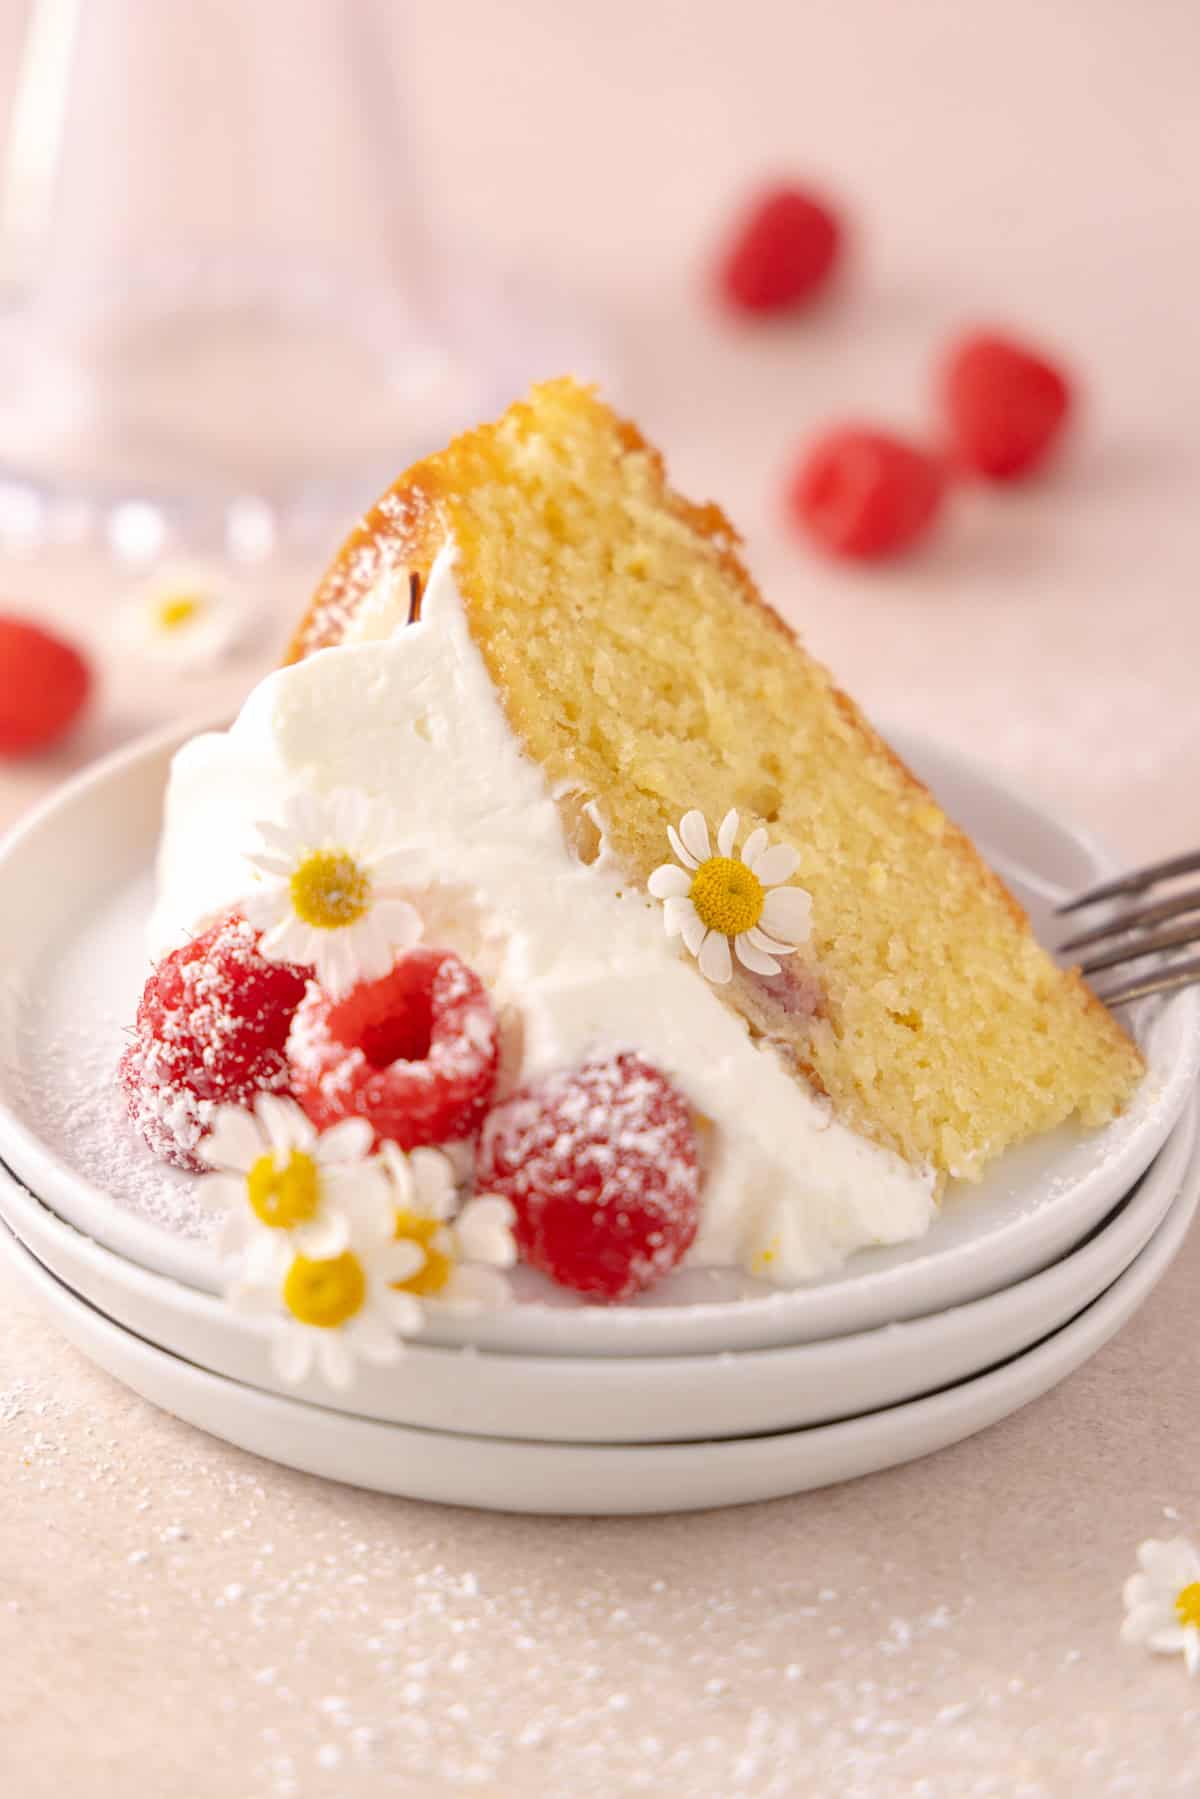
151 544 936 1284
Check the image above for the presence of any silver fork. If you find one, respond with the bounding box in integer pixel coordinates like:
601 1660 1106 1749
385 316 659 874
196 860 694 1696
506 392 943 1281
1057 849 1200 1006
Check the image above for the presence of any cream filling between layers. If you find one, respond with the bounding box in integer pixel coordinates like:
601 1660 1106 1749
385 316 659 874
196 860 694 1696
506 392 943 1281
151 544 936 1284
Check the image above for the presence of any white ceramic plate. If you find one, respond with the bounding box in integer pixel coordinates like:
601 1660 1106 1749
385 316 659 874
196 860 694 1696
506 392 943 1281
2 1130 1195 1514
0 721 1197 1356
0 1100 1193 1443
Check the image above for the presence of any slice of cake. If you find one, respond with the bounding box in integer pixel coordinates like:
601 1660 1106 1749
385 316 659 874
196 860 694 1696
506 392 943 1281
147 377 1142 1293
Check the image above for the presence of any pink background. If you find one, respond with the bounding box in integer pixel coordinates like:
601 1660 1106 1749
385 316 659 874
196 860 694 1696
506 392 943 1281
2 4 1200 1793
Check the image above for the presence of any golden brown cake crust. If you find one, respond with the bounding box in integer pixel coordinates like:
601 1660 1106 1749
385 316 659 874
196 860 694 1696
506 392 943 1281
287 378 1143 1180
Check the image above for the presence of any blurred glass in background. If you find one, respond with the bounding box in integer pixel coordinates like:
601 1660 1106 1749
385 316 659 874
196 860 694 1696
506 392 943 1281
0 0 604 564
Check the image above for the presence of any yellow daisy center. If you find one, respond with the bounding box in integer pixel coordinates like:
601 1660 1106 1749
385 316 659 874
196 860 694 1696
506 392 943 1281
392 1210 453 1295
282 1250 366 1329
289 849 370 930
155 594 202 632
689 856 765 938
1176 1583 1200 1629
246 1148 320 1230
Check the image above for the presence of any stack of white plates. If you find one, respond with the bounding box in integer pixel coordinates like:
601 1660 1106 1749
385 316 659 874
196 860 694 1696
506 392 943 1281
1 725 1197 1515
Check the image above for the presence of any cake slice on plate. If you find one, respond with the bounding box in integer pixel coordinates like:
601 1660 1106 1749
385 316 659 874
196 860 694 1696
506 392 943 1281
143 378 1142 1296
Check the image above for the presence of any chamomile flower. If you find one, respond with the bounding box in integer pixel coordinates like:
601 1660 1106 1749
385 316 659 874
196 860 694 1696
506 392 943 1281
379 1142 517 1310
114 564 245 670
1122 1537 1200 1674
647 808 813 984
198 1093 388 1272
242 789 422 998
230 1198 425 1391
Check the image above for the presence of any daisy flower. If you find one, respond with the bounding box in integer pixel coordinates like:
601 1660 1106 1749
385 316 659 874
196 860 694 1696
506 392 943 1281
230 1197 425 1391
242 788 422 998
1122 1537 1200 1674
197 1093 389 1274
647 808 813 984
114 564 245 670
379 1142 517 1310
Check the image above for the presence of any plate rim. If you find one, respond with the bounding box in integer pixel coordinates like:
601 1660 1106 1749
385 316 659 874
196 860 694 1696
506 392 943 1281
2 1122 1195 1512
2 716 1198 1352
0 1098 1193 1440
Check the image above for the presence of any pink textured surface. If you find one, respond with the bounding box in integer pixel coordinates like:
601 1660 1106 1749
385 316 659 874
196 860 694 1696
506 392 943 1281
2 3 1199 1792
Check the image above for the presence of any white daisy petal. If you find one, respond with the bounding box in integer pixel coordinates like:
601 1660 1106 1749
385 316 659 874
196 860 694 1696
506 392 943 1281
760 886 813 946
410 1148 458 1219
679 810 712 865
667 825 698 871
347 1309 401 1365
315 1116 375 1165
286 791 327 850
378 1141 415 1209
680 906 708 957
1123 1572 1153 1609
199 1106 266 1174
648 864 691 900
698 930 733 984
379 1240 427 1284
739 826 769 871
752 844 801 888
259 915 316 969
239 886 288 930
316 1332 355 1392
662 896 694 939
454 1196 518 1266
1148 1624 1189 1653
717 809 739 857
245 850 296 879
254 819 302 857
439 1265 511 1311
272 1326 313 1385
383 1290 424 1335
746 925 796 956
734 934 781 977
295 1211 349 1260
314 931 358 999
1186 1632 1200 1677
254 1093 312 1156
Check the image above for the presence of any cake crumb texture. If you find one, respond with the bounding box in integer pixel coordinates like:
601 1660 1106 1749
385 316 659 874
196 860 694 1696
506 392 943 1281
293 378 1143 1181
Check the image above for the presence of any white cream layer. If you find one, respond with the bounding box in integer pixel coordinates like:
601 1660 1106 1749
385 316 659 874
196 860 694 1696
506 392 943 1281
151 545 936 1283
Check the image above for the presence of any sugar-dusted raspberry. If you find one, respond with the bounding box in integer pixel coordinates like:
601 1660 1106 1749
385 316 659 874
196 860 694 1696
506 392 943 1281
287 947 499 1149
940 331 1073 480
119 913 308 1169
477 1052 701 1303
787 426 946 560
716 183 843 316
0 616 92 756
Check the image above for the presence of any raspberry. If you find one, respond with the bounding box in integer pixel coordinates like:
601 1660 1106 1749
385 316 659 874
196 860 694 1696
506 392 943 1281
287 948 499 1149
716 184 842 316
120 913 308 1169
477 1052 701 1302
0 616 92 756
941 331 1073 480
787 427 946 560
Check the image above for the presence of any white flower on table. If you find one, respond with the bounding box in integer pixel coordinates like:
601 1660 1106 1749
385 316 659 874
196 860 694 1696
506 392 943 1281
1122 1537 1200 1674
197 1093 389 1272
379 1142 517 1310
647 808 813 984
114 564 246 670
241 788 422 998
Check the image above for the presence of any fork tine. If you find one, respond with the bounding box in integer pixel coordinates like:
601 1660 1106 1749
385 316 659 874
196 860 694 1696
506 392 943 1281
1096 952 1200 1007
1057 848 1200 914
1078 919 1200 976
1058 884 1200 953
